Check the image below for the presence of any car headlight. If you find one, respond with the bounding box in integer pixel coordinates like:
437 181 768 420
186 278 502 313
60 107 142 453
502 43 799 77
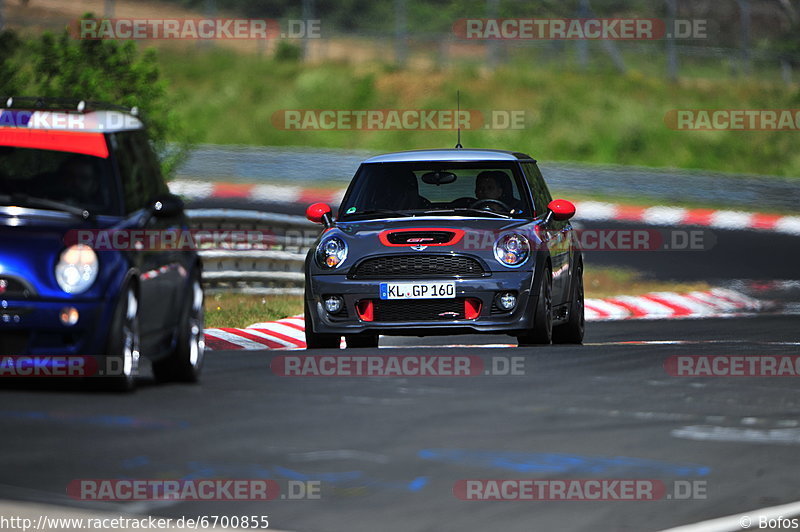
494 233 530 267
55 244 99 293
316 237 348 269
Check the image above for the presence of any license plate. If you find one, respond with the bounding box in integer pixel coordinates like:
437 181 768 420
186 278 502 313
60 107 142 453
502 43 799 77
380 282 456 300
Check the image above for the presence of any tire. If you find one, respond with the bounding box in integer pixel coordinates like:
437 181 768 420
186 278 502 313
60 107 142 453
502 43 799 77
516 266 553 346
304 299 340 349
553 261 585 345
345 333 379 349
153 275 205 383
103 284 140 392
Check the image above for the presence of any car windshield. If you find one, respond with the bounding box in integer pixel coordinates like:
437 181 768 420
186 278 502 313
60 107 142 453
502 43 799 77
339 162 532 219
0 146 119 216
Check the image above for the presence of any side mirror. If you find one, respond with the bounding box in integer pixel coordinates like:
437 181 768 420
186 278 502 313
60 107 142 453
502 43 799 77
547 199 576 222
151 193 184 219
306 202 333 227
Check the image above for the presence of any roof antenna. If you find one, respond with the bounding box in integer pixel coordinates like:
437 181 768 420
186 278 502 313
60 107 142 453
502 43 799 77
455 90 463 149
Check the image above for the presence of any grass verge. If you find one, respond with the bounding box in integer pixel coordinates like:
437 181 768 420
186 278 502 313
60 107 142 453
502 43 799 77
157 48 800 178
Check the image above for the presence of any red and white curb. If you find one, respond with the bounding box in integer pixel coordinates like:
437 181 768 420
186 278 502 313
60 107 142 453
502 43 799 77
583 287 762 321
169 180 344 207
575 201 800 235
203 288 764 350
170 180 800 236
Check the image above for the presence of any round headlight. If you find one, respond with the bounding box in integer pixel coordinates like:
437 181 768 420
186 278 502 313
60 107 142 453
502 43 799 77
316 237 348 269
55 244 99 293
494 233 530 267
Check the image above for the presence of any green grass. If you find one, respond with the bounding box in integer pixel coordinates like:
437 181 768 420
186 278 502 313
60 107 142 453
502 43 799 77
203 267 710 328
204 292 303 329
157 46 800 178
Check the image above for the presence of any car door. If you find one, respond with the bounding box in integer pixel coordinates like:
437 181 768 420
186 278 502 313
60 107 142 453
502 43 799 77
114 131 182 353
522 162 572 305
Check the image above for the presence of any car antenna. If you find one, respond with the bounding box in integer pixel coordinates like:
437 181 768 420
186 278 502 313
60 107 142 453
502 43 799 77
455 90 463 149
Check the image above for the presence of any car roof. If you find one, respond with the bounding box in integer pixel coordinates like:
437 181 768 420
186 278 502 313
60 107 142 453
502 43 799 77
0 109 143 133
362 149 536 164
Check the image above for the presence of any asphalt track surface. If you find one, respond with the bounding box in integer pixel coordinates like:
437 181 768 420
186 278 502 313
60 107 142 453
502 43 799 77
1 214 798 532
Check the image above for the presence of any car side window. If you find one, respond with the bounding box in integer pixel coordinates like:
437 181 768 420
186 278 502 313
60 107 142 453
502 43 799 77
114 133 146 214
132 131 168 198
114 131 167 214
522 162 552 216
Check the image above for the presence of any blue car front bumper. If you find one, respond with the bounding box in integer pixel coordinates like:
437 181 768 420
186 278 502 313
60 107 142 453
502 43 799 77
0 297 114 356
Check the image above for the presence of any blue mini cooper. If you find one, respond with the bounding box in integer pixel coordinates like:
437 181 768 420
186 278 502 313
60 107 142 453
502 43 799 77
0 98 204 390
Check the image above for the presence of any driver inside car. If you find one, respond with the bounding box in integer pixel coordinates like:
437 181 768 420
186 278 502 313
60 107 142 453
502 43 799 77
474 170 524 215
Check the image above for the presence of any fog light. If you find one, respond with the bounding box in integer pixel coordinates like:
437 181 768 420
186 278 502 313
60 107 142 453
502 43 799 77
496 292 517 311
323 296 344 314
59 306 79 326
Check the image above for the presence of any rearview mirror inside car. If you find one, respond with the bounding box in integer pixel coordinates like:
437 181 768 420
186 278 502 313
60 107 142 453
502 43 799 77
421 171 457 185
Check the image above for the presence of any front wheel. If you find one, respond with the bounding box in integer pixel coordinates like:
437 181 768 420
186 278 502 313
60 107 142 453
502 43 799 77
516 266 553 346
304 299 341 349
153 276 205 383
104 284 140 392
553 262 585 344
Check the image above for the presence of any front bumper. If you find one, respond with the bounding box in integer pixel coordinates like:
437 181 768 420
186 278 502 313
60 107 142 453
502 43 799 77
0 298 111 356
307 271 536 336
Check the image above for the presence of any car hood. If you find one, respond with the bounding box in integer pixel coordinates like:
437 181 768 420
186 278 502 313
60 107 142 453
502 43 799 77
335 216 535 236
308 216 542 275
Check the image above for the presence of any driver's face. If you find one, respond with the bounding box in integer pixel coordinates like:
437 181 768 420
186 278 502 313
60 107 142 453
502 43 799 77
476 176 502 200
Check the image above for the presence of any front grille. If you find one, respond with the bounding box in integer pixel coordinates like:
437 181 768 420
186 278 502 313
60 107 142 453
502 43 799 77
349 255 485 279
0 276 34 299
373 298 465 321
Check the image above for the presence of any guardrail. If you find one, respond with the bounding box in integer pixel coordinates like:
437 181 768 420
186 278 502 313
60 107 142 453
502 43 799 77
186 209 321 294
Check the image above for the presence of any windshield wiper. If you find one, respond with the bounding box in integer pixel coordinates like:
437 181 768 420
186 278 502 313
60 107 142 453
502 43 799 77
341 209 412 220
0 194 92 220
423 208 511 219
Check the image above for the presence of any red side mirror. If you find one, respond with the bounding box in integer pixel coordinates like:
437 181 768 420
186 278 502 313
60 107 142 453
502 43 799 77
548 199 576 221
306 203 332 225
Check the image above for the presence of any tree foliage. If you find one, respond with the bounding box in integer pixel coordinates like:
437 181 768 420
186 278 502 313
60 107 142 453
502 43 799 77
0 20 192 178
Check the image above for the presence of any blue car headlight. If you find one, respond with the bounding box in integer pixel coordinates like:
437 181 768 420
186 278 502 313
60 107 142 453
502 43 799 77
55 244 99 293
494 233 530 268
316 236 348 269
